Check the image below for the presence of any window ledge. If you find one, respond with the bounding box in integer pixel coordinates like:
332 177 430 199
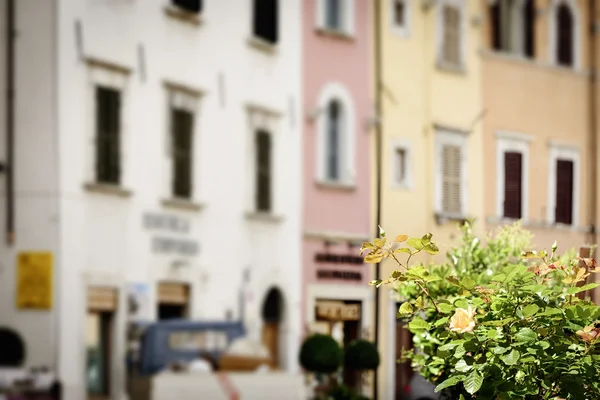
83 182 132 198
244 211 283 223
315 28 355 42
434 212 470 226
391 182 412 191
164 5 203 26
161 198 205 212
436 61 467 75
247 36 278 54
316 180 357 191
485 216 590 233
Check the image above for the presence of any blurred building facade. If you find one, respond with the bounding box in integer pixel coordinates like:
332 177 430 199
373 0 486 398
0 1 303 399
300 0 374 394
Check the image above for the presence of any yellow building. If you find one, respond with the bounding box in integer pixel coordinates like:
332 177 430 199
373 0 485 398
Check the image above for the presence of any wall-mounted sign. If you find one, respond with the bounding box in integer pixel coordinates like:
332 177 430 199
16 252 53 310
316 302 361 321
317 269 362 281
314 253 364 265
127 282 152 321
142 212 199 257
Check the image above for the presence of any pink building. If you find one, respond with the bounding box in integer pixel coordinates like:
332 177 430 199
301 0 373 389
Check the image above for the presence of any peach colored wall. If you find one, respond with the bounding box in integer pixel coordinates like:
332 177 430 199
481 0 593 252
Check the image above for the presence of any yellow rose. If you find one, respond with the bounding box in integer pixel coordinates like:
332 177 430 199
449 306 476 333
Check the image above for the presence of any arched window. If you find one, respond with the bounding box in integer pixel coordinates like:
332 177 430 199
556 3 574 67
326 100 343 181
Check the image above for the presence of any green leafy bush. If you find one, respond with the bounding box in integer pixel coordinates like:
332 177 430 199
344 339 380 371
363 225 600 399
299 334 343 374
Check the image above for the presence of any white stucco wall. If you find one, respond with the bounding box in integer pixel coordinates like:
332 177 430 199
0 1 303 399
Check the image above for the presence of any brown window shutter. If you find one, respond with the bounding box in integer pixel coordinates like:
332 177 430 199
556 4 574 66
256 130 272 212
555 159 574 224
442 145 461 214
171 109 194 199
503 152 522 219
443 5 460 64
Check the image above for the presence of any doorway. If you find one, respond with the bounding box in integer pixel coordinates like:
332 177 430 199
86 286 118 400
261 287 284 369
157 282 190 320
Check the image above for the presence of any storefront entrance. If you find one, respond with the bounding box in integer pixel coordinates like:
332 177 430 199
157 282 190 320
261 287 285 369
86 286 118 400
314 300 362 390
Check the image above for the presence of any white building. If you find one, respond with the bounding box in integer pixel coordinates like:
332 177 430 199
0 0 302 399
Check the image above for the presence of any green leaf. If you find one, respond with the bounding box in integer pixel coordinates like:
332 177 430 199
454 344 466 359
522 304 540 318
486 329 501 339
493 346 509 355
537 308 562 317
398 302 414 315
434 317 449 327
455 359 472 372
459 276 477 290
406 265 429 280
515 328 537 343
407 237 424 250
537 341 550 350
394 247 412 255
446 276 461 286
438 303 455 314
464 370 483 395
515 370 525 383
409 317 430 331
378 225 386 238
395 234 408 242
552 240 558 253
566 283 600 295
370 279 383 287
500 349 520 365
415 296 424 309
424 243 440 255
521 284 547 293
421 233 432 244
434 376 464 393
438 342 460 352
454 298 469 309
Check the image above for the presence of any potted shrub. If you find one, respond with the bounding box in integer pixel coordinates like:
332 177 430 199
362 226 600 399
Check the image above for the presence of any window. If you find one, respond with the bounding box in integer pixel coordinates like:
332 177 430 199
440 3 462 66
253 0 278 44
390 0 410 37
555 159 574 224
390 139 413 190
172 0 202 13
547 143 579 227
435 130 467 216
95 87 121 185
171 109 194 199
316 82 355 187
489 0 535 58
496 132 530 221
255 130 272 212
325 100 342 181
317 0 354 35
556 3 574 67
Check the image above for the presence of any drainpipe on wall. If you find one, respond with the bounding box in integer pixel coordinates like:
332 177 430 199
588 0 598 303
372 0 383 398
5 0 15 245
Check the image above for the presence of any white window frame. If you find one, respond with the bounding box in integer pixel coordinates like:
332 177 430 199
390 0 411 38
245 105 282 216
547 0 581 70
315 82 356 187
390 138 413 190
495 131 532 222
547 141 580 228
316 0 355 36
86 62 130 186
434 128 468 217
164 85 201 201
435 0 467 69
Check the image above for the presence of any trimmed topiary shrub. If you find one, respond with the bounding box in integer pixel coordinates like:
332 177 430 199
299 334 343 374
343 339 380 371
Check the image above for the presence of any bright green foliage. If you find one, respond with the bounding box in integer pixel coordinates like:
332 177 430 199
362 222 600 399
344 339 380 371
299 334 344 374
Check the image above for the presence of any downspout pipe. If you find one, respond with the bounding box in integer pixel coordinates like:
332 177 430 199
5 0 15 245
372 0 383 398
588 0 598 302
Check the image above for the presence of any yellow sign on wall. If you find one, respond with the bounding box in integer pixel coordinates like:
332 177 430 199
16 252 53 310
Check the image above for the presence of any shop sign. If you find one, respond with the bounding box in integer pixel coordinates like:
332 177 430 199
126 282 152 321
314 253 364 265
142 212 199 257
317 269 362 281
316 303 361 321
16 252 53 310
